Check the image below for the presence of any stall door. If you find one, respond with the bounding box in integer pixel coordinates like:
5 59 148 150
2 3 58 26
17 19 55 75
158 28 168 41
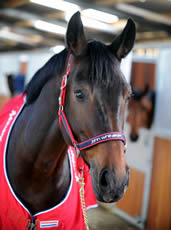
114 60 156 228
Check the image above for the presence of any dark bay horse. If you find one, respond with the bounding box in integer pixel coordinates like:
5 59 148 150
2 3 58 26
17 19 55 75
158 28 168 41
1 12 136 229
127 87 155 142
127 62 155 141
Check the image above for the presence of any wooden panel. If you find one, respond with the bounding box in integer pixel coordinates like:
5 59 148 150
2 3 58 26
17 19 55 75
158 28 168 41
131 62 145 90
144 63 155 90
147 137 171 230
130 62 156 90
116 167 145 217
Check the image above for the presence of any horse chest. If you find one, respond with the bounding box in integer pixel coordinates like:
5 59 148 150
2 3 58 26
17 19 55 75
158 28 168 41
7 153 71 214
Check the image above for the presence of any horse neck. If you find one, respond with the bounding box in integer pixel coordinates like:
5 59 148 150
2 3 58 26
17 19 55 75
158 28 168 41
6 58 72 213
23 71 68 177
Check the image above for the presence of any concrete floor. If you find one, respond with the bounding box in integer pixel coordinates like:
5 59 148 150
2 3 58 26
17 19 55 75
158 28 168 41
88 204 138 230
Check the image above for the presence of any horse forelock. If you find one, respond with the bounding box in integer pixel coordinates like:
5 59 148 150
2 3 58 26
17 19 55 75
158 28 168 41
87 41 127 93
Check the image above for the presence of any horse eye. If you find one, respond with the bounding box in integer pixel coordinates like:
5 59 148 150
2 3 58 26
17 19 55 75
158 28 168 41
126 93 133 101
74 90 85 101
126 95 131 101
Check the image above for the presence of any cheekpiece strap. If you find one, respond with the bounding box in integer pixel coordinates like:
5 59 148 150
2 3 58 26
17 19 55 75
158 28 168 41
58 55 72 127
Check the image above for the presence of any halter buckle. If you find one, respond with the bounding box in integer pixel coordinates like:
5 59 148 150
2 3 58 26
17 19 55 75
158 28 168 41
58 96 63 112
58 74 68 112
60 74 67 90
74 143 80 158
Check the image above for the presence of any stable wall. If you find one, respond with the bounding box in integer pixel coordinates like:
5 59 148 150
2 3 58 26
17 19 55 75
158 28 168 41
0 49 53 96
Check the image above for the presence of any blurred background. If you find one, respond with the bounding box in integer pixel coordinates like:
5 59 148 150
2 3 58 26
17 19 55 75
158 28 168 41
0 0 171 230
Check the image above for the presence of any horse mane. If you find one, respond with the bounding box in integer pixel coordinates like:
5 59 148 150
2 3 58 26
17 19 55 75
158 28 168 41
25 48 68 104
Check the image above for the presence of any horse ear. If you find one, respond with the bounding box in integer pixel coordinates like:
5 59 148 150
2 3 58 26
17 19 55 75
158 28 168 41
66 11 87 57
141 96 153 112
110 18 136 60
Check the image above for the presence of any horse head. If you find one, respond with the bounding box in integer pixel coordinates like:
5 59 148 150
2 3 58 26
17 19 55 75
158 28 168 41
61 12 136 203
127 87 155 142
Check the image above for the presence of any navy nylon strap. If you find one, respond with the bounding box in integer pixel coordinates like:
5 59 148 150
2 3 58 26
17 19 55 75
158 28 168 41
60 111 126 151
75 133 126 150
58 55 127 155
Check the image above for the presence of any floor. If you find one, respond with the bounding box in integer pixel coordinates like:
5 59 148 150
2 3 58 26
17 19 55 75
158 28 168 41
88 204 138 230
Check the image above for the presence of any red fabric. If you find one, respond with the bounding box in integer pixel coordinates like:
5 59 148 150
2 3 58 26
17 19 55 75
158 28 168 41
0 95 97 230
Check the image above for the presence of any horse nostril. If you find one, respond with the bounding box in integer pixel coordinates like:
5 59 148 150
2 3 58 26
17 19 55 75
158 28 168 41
130 134 139 142
125 167 130 186
99 168 111 191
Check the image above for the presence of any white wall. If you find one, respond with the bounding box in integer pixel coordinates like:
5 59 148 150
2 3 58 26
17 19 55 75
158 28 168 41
26 51 53 84
121 52 133 83
153 48 171 139
0 49 54 96
0 53 19 95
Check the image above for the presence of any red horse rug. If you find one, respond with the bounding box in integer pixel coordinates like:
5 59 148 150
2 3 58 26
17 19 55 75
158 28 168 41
0 95 97 230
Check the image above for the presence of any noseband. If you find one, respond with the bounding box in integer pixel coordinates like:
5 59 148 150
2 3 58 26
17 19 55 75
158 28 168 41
58 55 126 157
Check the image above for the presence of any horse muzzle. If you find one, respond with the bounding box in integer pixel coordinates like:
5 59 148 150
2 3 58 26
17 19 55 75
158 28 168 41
92 166 130 203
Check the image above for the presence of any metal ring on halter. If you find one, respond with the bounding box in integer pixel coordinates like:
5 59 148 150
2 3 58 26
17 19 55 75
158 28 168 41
58 97 62 106
74 143 80 158
60 74 67 90
58 97 63 111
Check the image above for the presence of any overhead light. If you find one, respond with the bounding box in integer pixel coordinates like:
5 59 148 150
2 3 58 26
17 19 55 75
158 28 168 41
82 9 118 24
80 16 116 33
51 45 65 53
84 17 117 33
112 20 127 31
33 20 66 35
30 0 80 12
0 27 34 45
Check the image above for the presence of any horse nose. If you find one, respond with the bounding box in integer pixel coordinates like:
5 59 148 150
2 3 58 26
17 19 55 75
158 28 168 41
99 167 130 202
130 133 139 142
125 167 130 188
99 167 112 192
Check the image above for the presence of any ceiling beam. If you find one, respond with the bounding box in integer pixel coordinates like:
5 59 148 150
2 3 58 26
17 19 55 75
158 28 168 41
0 22 64 46
0 8 114 46
0 29 36 45
66 0 125 18
95 0 137 6
0 8 67 30
3 0 29 7
65 0 171 33
0 40 17 47
136 31 168 40
0 8 118 36
116 3 171 26
45 12 64 20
